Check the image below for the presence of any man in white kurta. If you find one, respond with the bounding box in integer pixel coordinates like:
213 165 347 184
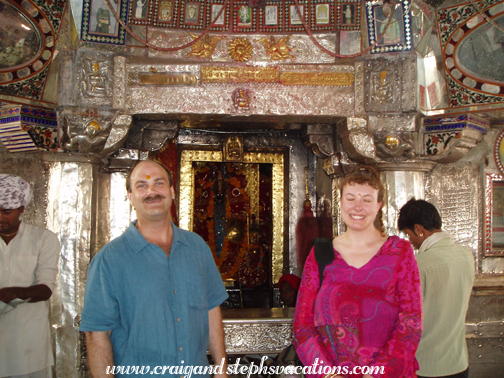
0 174 60 378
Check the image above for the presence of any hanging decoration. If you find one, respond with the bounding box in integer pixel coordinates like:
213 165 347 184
153 141 179 225
296 166 320 269
214 167 227 258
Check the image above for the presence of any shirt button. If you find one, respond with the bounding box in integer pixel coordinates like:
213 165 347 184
179 346 183 351
173 289 176 294
177 318 180 322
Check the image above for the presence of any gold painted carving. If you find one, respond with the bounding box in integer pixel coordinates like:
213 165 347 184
258 36 295 61
139 73 199 86
223 136 244 161
187 33 226 59
245 164 260 222
179 150 284 284
228 38 253 62
232 88 251 110
372 70 393 103
201 66 279 83
279 72 354 86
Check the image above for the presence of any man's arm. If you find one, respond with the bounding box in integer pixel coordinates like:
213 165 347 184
0 284 52 303
208 306 228 378
86 331 115 378
0 228 61 304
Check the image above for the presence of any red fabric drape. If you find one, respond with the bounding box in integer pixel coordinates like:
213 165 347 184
153 141 178 226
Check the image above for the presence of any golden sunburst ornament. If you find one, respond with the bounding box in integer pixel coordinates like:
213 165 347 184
228 38 253 62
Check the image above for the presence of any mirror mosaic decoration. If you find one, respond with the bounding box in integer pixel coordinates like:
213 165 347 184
0 0 66 100
437 0 504 106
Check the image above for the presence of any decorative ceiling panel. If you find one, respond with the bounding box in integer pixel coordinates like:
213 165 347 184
437 0 504 107
0 0 67 101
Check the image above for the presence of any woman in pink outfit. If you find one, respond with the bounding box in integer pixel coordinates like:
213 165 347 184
293 166 422 378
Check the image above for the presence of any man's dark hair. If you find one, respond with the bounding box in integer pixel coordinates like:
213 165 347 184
126 159 174 193
398 198 442 232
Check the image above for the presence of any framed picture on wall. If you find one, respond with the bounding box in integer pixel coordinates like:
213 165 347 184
184 2 200 25
82 0 128 44
158 0 174 22
289 4 304 26
237 4 252 27
485 128 504 255
366 0 412 53
485 173 504 256
315 4 330 25
264 5 278 26
337 0 361 30
211 4 225 25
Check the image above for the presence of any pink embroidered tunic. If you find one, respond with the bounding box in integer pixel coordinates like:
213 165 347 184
293 236 422 378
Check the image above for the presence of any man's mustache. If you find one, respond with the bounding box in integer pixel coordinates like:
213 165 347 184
143 195 166 202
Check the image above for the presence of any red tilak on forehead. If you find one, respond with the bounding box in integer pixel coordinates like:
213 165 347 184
146 175 151 180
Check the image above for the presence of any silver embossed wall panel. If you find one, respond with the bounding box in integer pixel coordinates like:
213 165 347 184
126 64 354 118
425 163 480 268
224 323 293 354
364 58 402 113
76 50 114 107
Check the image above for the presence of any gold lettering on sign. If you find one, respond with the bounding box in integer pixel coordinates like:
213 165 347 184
139 73 199 86
279 72 354 86
202 66 279 83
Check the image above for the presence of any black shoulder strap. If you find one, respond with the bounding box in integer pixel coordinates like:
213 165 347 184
313 238 334 287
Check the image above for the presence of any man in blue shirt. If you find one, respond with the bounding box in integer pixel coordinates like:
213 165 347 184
80 160 228 377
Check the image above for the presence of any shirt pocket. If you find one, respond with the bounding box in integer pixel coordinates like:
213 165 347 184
184 274 207 310
11 255 37 286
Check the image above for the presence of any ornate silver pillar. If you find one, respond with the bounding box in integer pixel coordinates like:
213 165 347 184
44 154 99 378
376 162 436 236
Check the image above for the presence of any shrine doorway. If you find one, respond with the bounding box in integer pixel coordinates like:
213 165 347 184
179 149 286 308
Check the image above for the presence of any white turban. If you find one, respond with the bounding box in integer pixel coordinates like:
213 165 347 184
0 174 32 209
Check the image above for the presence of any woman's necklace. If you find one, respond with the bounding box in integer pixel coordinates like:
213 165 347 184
0 231 17 237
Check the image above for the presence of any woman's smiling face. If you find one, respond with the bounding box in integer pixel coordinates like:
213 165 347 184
341 182 382 232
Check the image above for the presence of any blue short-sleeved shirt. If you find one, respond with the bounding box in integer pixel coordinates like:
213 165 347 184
80 222 228 376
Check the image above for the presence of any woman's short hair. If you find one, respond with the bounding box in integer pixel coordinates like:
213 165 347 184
398 198 442 232
339 165 386 234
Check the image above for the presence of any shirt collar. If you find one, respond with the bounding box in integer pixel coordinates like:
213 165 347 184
124 220 191 254
418 231 452 254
